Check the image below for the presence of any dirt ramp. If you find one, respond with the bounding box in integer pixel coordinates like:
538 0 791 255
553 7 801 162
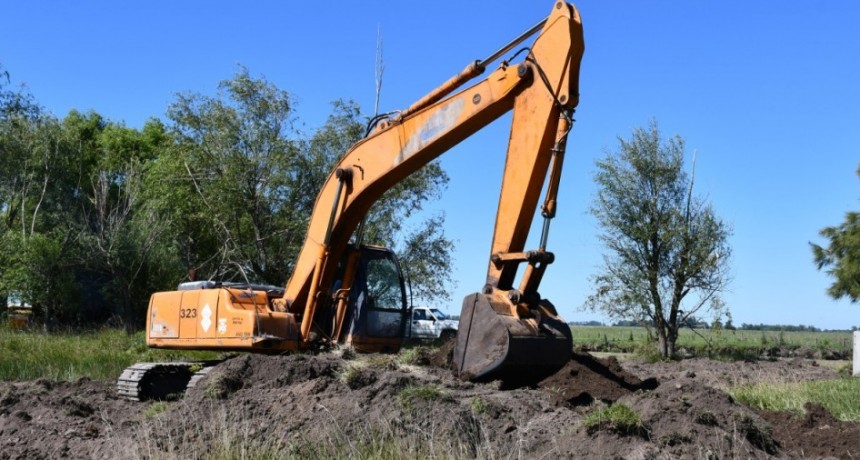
173 351 780 459
622 356 840 390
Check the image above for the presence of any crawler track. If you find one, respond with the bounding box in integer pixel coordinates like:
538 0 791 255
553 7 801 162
117 361 221 401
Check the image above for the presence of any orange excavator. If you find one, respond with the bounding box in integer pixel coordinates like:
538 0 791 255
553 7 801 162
119 1 584 400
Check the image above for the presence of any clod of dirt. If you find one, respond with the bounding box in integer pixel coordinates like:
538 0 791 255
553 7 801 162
0 387 18 408
801 402 838 428
62 396 95 417
339 362 378 389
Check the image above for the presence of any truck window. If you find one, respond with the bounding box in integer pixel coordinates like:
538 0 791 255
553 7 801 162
431 309 447 320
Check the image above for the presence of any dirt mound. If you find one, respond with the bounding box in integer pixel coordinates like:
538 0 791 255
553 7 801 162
0 378 135 459
622 356 841 390
1 351 858 459
539 351 659 406
757 402 860 459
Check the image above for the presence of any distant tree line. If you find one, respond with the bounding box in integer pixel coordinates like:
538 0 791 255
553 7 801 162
737 323 821 332
569 321 605 327
0 64 453 329
608 317 712 329
570 320 856 333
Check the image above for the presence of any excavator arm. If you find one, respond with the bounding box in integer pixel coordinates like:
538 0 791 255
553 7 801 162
284 1 585 381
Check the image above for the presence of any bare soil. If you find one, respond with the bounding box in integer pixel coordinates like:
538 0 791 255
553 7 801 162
0 349 857 459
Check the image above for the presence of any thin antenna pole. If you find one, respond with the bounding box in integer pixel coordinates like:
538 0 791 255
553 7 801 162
374 25 384 117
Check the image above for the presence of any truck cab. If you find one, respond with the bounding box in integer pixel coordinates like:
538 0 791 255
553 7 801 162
408 306 458 341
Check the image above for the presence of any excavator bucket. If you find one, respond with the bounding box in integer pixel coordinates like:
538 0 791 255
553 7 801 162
453 292 572 383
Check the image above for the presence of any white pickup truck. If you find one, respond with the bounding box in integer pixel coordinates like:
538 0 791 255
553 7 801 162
407 307 458 341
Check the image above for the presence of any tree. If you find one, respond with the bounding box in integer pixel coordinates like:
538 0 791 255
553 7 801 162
811 169 860 302
0 68 83 326
0 62 456 328
77 119 174 328
160 68 454 303
585 121 731 358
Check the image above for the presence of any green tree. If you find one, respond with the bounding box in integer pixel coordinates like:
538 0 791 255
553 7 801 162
161 67 306 284
160 68 454 303
1 68 173 326
0 68 83 325
811 166 860 302
0 62 455 328
74 117 174 327
585 122 731 358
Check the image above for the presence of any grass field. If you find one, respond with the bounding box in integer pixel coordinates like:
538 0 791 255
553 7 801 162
730 378 860 422
571 325 853 359
0 326 219 381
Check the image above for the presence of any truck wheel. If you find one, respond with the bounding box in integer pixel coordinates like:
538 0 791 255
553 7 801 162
439 329 457 343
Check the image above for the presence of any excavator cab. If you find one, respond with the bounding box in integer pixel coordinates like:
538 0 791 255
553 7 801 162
334 245 409 353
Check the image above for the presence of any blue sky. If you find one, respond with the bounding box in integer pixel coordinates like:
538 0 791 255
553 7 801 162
2 1 859 329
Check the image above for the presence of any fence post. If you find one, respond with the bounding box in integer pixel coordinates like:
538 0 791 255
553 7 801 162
853 332 859 377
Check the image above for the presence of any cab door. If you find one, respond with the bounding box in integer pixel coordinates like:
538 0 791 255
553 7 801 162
411 309 435 338
344 246 408 352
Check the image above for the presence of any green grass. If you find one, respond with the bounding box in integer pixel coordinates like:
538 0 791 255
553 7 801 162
142 401 170 418
338 361 367 388
397 345 433 366
571 325 852 359
397 384 452 411
582 403 646 436
469 396 488 414
0 326 219 381
729 378 860 422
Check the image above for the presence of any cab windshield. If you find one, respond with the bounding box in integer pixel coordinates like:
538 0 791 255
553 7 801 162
430 309 448 320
